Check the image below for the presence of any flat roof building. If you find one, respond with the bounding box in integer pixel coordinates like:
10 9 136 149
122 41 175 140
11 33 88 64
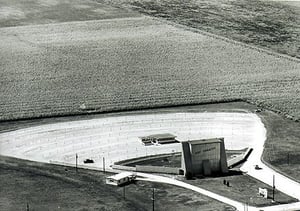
139 133 178 145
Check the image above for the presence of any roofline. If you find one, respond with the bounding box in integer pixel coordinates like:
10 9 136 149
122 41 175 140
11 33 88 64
181 137 224 144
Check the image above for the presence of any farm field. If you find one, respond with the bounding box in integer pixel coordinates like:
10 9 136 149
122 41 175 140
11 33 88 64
102 0 300 58
1 0 300 210
0 15 299 121
0 0 140 27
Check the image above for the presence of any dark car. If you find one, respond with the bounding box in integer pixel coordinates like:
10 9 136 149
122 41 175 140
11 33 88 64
83 159 94 164
255 165 262 170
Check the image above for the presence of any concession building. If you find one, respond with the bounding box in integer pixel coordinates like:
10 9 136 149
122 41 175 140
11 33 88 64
140 133 178 145
181 138 228 178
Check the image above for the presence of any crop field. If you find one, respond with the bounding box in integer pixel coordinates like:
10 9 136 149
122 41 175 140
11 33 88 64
0 0 140 27
0 14 299 121
103 0 300 58
1 1 300 210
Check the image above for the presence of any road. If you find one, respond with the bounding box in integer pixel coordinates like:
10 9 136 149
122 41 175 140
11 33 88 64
241 142 300 200
239 122 300 210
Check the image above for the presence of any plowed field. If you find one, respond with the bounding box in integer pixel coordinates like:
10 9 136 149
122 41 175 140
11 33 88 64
0 16 299 121
103 0 300 58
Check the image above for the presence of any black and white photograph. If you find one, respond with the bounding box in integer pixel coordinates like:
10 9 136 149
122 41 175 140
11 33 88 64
0 0 299 210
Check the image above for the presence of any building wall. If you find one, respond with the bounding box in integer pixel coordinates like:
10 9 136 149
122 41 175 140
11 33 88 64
190 142 221 174
136 165 180 174
181 138 228 177
182 141 193 178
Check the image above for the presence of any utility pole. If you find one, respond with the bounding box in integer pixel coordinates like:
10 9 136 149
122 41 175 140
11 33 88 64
123 186 126 200
103 157 106 173
273 175 275 201
76 153 78 172
151 188 155 211
243 201 248 211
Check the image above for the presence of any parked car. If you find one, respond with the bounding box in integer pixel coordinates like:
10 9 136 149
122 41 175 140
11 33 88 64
255 165 262 170
83 159 94 164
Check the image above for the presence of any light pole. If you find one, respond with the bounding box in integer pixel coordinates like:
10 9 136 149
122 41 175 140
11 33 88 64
103 157 106 173
76 153 78 172
151 188 155 211
123 186 126 200
273 175 275 201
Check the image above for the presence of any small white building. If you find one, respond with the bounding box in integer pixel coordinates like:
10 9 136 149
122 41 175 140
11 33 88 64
106 172 136 186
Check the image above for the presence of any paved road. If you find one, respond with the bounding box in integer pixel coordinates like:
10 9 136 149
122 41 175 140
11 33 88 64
241 146 300 200
239 122 300 210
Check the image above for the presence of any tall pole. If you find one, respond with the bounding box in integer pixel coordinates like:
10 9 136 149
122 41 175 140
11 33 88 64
76 153 78 172
123 186 126 200
273 175 275 201
103 157 106 173
244 202 248 211
152 188 155 211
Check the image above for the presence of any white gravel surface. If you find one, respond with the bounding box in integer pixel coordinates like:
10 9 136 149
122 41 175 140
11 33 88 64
0 112 260 168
